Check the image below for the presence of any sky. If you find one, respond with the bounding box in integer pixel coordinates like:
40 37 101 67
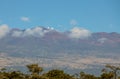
0 0 120 33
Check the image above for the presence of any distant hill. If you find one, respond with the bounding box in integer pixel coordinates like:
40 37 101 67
0 27 120 71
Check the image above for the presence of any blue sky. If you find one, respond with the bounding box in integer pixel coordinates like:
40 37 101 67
0 0 120 32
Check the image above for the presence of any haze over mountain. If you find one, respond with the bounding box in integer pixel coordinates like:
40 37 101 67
0 25 120 72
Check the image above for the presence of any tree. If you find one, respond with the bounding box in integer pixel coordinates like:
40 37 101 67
26 64 43 75
45 69 74 79
105 64 120 79
101 71 114 79
79 71 100 79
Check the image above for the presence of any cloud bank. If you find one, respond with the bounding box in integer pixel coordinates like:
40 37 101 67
0 24 92 39
0 24 10 39
69 27 91 39
12 27 51 37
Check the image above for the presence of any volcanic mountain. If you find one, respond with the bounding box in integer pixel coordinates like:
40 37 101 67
0 27 120 71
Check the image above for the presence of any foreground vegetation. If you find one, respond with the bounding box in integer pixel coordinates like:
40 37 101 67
0 64 120 79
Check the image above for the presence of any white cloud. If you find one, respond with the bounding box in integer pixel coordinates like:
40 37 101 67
0 24 10 39
70 19 78 26
12 27 51 37
23 27 44 37
21 16 30 22
69 27 91 39
12 31 23 37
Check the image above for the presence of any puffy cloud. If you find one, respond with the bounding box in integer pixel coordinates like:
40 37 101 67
12 31 23 37
12 27 51 37
69 27 91 39
0 24 10 39
70 19 78 26
23 27 47 37
21 16 30 22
